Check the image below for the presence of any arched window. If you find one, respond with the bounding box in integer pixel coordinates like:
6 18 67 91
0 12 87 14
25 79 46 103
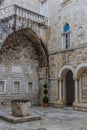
63 23 70 49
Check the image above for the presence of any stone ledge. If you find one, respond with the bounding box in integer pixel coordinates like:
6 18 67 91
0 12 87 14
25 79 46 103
0 112 41 123
73 102 87 112
50 100 66 108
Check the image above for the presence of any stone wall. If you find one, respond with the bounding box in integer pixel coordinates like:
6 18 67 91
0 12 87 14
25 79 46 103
0 0 48 106
48 0 87 53
0 0 39 13
81 71 87 102
47 0 87 105
1 0 87 108
0 30 39 106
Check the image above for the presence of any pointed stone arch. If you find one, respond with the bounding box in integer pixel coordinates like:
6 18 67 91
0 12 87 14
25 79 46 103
1 27 48 66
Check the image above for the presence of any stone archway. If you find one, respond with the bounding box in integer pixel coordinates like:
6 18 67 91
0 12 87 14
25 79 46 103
1 28 48 66
75 63 87 77
66 70 75 106
75 63 87 104
72 63 87 111
0 27 48 106
58 65 75 107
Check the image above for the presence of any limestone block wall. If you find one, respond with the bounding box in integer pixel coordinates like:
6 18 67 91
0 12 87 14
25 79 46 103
81 71 87 103
1 0 87 107
0 0 39 13
49 46 87 79
48 0 87 53
47 0 87 104
58 47 87 72
0 31 39 105
48 46 87 103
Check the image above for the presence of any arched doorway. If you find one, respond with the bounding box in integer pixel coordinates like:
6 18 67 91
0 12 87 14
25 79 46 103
66 70 75 106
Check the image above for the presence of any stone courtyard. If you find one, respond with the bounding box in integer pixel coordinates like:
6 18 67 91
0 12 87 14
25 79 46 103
1 0 87 129
0 107 87 130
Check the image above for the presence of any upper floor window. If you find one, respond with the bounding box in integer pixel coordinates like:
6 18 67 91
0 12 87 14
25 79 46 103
63 23 70 49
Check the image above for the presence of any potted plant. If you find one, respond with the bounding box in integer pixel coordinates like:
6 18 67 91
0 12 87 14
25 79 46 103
42 83 49 107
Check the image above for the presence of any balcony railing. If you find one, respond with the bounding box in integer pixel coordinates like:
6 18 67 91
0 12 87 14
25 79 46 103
0 4 48 43
0 4 48 25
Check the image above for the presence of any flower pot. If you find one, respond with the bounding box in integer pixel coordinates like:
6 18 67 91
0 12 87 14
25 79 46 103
43 103 48 107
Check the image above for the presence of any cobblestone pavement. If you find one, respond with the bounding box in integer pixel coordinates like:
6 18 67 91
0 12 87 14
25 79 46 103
0 107 87 130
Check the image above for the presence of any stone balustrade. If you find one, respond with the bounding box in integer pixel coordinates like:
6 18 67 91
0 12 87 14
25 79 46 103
0 4 48 25
0 4 49 46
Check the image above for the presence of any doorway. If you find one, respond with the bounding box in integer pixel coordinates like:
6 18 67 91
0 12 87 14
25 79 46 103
66 70 75 106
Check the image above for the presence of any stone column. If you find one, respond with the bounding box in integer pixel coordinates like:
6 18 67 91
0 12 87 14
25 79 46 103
58 78 63 101
74 77 79 103
79 76 82 103
63 78 66 101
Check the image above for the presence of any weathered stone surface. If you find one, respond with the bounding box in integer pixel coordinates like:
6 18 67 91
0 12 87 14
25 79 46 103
0 107 87 129
1 0 87 111
11 100 31 117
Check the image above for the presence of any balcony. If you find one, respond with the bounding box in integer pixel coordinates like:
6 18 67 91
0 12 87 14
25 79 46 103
0 4 48 44
0 4 48 25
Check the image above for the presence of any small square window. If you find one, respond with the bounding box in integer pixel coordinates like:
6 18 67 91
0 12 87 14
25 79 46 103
28 82 33 92
14 82 20 92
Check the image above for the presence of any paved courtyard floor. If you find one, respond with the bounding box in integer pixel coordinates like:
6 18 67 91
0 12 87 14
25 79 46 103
0 107 87 130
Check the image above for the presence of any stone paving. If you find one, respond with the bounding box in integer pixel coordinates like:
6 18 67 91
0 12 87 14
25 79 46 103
0 107 87 130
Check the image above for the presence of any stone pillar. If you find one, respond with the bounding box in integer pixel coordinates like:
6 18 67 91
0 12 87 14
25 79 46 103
73 77 79 103
79 76 82 103
63 78 66 101
59 78 62 101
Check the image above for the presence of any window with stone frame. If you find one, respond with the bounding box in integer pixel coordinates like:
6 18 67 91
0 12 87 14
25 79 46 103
28 82 33 92
63 23 70 49
0 81 4 93
14 82 20 92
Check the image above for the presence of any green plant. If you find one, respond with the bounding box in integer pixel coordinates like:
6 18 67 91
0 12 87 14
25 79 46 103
43 83 49 104
43 96 49 103
43 84 47 88
43 89 48 95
